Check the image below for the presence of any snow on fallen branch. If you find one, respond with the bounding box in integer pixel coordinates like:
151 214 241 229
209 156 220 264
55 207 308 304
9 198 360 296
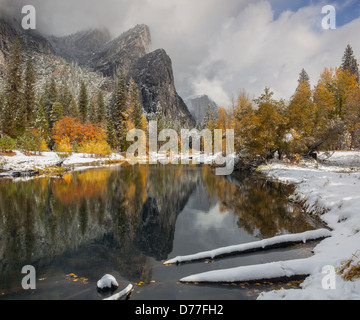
164 229 332 265
180 258 319 283
103 284 134 301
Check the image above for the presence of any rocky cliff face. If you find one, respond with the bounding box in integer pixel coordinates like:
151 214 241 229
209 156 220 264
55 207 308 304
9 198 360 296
48 27 112 66
0 16 195 127
129 49 195 127
0 16 54 75
48 24 151 78
186 94 218 124
89 24 152 78
0 17 111 98
0 17 54 55
47 23 194 126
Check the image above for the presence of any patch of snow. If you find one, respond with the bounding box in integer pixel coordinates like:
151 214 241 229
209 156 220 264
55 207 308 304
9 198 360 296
180 258 321 284
318 151 360 169
97 274 119 291
165 229 331 265
0 151 60 172
0 151 125 175
255 152 360 300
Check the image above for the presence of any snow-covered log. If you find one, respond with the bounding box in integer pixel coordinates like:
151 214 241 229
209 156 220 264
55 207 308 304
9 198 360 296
164 229 332 265
103 284 134 301
180 258 320 283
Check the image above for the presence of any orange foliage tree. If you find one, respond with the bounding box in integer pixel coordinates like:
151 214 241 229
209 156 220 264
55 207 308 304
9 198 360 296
52 116 109 154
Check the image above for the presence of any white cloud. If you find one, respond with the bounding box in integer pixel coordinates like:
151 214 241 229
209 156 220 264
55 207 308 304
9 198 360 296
185 1 360 106
3 0 360 108
192 75 232 107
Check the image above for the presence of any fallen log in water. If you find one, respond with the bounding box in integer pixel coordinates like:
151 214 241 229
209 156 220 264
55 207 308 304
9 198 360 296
180 258 320 284
164 229 332 265
103 284 134 301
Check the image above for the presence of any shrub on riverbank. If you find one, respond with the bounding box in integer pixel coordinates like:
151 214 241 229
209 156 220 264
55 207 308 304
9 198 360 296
0 135 16 153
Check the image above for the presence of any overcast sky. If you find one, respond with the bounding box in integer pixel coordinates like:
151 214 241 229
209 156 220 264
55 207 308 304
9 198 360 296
2 0 360 107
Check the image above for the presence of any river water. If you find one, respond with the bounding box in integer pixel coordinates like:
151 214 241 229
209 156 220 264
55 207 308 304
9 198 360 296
0 165 321 300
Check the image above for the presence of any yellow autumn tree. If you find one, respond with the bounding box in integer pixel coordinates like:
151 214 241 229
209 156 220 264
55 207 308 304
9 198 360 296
215 107 230 152
247 87 286 159
312 67 359 150
228 89 255 154
287 81 316 137
285 78 317 154
343 87 360 148
216 107 228 130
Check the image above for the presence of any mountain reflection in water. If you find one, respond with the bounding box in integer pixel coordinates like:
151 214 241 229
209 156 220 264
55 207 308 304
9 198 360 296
0 165 318 300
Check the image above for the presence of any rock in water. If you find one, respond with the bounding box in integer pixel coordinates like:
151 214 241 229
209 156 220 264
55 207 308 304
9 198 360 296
97 274 119 292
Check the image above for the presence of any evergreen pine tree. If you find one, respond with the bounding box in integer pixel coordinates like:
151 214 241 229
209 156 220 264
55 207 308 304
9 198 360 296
202 104 216 132
48 77 58 106
34 95 49 140
97 90 106 124
153 103 164 150
111 70 127 150
50 102 64 125
342 44 360 83
58 81 73 116
44 77 58 129
127 78 143 128
89 94 97 124
106 116 116 149
4 36 23 137
298 69 310 88
78 81 88 122
24 57 36 126
131 90 146 131
0 94 3 136
154 103 164 133
70 94 79 117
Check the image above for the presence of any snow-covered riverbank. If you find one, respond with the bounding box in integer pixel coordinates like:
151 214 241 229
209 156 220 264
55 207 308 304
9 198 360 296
0 151 126 177
257 151 360 300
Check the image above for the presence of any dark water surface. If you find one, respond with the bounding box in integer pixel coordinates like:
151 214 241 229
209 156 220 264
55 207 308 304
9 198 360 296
0 165 320 300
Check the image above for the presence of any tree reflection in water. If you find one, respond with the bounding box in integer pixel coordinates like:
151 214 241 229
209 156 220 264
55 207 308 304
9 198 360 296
0 165 316 297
